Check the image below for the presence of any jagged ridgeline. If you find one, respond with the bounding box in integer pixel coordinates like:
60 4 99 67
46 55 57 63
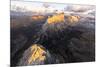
17 13 95 65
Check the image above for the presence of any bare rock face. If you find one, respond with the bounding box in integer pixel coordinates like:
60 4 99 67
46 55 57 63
18 44 65 66
18 44 46 65
37 13 95 63
11 13 95 66
40 13 82 49
10 14 47 66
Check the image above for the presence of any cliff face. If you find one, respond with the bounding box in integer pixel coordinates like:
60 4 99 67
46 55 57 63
11 13 95 66
38 13 95 63
18 44 66 65
18 44 46 65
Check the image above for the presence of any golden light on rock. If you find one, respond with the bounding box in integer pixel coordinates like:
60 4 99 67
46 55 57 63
67 16 80 23
28 44 46 64
31 15 45 20
47 13 80 25
47 13 65 24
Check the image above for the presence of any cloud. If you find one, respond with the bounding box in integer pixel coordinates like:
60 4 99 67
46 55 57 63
67 5 95 13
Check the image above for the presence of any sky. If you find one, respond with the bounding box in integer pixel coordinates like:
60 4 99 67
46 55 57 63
11 0 68 11
11 0 96 5
11 0 95 16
